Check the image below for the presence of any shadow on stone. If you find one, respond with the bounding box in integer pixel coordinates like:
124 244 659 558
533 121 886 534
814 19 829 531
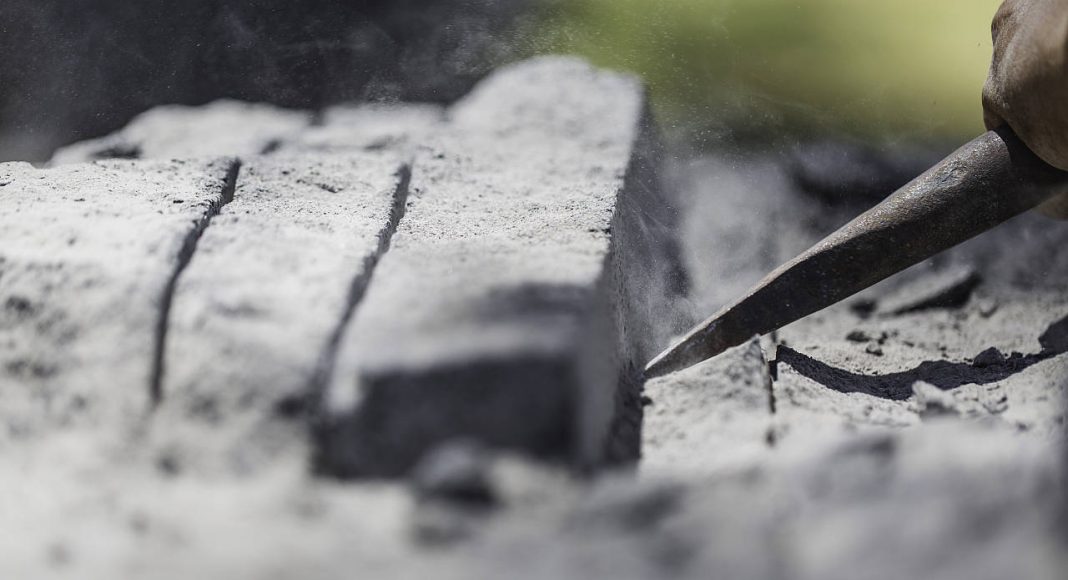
777 315 1068 401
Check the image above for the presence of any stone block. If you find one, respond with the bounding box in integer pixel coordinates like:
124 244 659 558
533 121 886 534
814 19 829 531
317 57 687 477
0 157 236 442
156 152 409 474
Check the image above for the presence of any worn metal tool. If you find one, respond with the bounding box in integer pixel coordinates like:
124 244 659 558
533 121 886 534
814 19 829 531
645 127 1068 379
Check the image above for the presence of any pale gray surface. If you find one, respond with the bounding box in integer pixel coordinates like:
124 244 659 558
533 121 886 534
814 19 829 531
0 158 235 444
2 58 1065 579
773 288 1068 440
642 339 772 476
668 152 1068 448
155 153 408 476
319 57 684 477
0 158 248 572
283 103 446 155
428 422 1065 580
637 151 1068 580
50 100 311 164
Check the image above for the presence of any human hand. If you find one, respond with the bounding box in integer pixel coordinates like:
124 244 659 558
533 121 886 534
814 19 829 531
983 0 1068 218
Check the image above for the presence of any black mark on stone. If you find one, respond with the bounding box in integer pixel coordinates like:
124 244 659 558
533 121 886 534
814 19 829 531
260 139 283 155
156 450 182 476
880 268 982 316
92 143 141 160
849 298 878 319
845 330 871 342
4 295 35 317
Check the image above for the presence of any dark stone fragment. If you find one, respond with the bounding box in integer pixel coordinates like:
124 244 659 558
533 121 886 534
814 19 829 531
845 330 871 343
411 441 497 508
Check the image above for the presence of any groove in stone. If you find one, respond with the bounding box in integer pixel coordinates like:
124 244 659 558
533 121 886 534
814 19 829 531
149 160 241 406
309 164 412 407
763 333 779 418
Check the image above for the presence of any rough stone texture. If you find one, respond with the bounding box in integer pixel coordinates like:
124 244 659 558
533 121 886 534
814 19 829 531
0 156 236 451
766 423 1065 580
154 152 409 476
0 461 418 580
4 423 1061 580
431 422 1065 580
669 150 1068 448
3 60 1065 579
282 104 446 155
51 101 311 165
648 154 828 457
773 272 1068 441
642 339 772 476
635 149 1068 579
318 57 687 477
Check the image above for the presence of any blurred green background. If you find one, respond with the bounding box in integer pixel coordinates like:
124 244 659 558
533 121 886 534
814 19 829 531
528 0 1002 145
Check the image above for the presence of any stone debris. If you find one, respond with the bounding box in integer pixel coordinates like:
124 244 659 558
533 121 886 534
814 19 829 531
912 381 960 417
411 441 497 507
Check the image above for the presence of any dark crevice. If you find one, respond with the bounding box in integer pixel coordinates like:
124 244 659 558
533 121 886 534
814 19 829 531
149 159 241 407
259 139 284 155
92 142 142 160
763 333 779 416
304 164 412 415
879 268 982 317
763 333 780 447
776 314 1068 401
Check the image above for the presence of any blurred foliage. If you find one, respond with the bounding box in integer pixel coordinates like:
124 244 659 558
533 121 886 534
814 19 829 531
527 0 1002 144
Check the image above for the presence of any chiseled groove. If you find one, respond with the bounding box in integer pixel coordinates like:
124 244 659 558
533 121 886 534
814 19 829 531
765 332 779 416
149 159 241 407
309 163 412 404
763 332 780 447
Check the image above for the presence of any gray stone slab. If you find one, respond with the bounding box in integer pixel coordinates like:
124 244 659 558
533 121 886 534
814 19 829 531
153 152 408 475
318 57 687 477
642 339 772 476
0 157 237 444
51 100 311 164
